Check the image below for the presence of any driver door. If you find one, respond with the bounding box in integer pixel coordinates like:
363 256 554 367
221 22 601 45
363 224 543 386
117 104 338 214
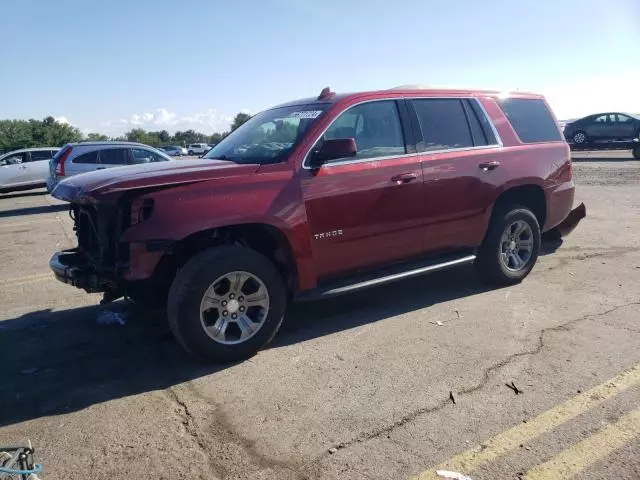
0 152 29 188
300 99 425 281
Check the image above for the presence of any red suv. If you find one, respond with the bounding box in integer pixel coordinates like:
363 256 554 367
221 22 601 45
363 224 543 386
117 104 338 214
50 87 585 362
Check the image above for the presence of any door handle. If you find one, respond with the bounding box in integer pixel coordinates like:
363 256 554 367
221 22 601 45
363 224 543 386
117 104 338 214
479 161 500 171
391 173 418 184
18 165 27 170
96 167 105 170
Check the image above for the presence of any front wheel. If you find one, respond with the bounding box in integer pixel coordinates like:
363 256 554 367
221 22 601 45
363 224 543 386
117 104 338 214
188 150 194 156
572 131 587 144
167 245 287 363
475 205 541 285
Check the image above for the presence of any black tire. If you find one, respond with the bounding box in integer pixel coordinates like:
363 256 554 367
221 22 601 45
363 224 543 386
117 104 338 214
167 245 287 363
572 130 587 144
475 205 541 285
633 146 640 160
188 150 194 156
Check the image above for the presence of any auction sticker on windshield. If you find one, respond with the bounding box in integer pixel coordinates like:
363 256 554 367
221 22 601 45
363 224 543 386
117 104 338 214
288 110 323 119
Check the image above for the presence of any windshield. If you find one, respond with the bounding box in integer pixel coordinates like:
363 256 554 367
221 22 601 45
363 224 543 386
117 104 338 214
203 104 329 164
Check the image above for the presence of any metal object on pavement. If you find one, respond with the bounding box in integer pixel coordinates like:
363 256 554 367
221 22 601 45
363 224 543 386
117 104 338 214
0 443 42 479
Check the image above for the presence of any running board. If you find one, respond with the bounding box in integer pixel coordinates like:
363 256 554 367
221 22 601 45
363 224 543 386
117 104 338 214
295 252 476 302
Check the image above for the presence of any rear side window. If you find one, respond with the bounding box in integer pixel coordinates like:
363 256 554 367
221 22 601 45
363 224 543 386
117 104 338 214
99 148 129 165
29 150 56 161
412 99 473 151
131 148 169 164
72 150 99 164
499 98 562 143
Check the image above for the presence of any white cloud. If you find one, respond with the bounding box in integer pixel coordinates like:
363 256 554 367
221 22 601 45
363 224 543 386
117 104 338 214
101 108 233 135
54 116 70 125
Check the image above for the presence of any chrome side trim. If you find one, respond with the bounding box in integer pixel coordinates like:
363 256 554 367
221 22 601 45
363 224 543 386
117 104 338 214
317 254 476 297
301 96 503 170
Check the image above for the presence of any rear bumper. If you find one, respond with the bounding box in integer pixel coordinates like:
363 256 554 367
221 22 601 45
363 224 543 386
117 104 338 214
49 249 109 293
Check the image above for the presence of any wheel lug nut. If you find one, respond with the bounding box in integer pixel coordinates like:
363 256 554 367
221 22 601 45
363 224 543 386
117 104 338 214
229 293 235 299
231 313 237 319
221 300 227 306
239 306 245 312
222 310 228 316
238 296 244 302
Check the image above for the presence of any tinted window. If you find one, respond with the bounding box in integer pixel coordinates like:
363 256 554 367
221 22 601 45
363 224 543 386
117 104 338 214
412 99 473 151
321 100 405 161
594 115 608 123
467 99 498 145
29 150 55 162
72 150 99 164
499 98 562 143
131 148 170 164
99 148 129 165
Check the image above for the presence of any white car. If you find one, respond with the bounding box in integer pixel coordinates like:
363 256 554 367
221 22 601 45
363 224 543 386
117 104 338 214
187 143 210 155
47 141 173 192
0 147 59 193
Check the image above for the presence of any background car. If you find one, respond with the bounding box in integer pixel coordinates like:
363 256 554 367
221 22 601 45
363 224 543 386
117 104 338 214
0 147 59 193
47 141 173 192
162 146 188 156
563 112 640 144
187 143 209 155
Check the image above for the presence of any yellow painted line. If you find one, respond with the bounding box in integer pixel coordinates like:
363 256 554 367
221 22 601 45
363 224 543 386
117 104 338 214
0 218 58 229
524 408 640 479
0 273 53 287
412 364 640 480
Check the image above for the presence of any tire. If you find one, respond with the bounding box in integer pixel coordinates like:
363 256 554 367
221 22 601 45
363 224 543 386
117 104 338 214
475 205 541 286
167 245 287 363
188 150 194 156
572 131 587 144
633 146 640 160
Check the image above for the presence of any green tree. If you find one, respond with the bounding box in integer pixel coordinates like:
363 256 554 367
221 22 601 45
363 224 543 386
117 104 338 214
86 133 110 141
231 112 251 131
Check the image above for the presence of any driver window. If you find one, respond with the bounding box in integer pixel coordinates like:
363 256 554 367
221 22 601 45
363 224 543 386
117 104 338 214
321 100 406 162
0 152 26 165
594 115 608 123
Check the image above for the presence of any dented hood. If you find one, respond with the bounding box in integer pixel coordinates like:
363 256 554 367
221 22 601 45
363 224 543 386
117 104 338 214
52 160 258 202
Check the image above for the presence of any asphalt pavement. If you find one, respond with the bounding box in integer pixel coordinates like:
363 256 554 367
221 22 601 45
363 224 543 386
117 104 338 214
0 151 639 479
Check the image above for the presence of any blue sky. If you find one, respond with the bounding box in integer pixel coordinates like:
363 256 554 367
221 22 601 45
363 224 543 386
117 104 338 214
1 0 638 134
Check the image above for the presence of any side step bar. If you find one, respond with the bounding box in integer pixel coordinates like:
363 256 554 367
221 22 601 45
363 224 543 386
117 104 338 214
296 252 476 302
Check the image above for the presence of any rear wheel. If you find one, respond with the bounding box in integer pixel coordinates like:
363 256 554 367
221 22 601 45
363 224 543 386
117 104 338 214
475 205 541 285
633 146 640 160
188 150 194 156
167 245 287 362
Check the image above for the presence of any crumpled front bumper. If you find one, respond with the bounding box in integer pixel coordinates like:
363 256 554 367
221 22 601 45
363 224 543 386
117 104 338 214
49 249 107 293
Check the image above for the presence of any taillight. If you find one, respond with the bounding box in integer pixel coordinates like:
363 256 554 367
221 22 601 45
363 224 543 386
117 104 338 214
55 147 72 176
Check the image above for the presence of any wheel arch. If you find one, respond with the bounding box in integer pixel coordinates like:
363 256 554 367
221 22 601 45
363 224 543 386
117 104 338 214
488 184 547 230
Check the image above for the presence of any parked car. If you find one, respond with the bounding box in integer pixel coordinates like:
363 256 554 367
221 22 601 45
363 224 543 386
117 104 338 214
187 143 209 155
563 113 640 145
50 86 584 362
162 146 188 156
47 142 173 192
0 147 59 193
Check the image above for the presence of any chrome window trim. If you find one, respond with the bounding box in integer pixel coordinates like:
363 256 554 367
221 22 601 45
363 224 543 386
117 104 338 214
302 96 503 170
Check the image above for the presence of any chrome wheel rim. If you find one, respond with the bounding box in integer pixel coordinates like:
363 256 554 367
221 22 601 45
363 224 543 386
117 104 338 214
573 132 585 143
199 271 270 345
500 220 534 272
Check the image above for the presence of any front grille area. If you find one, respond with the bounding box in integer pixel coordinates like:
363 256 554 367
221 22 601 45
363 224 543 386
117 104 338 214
71 203 130 270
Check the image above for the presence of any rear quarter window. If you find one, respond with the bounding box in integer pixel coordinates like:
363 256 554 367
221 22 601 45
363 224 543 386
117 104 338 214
499 98 563 143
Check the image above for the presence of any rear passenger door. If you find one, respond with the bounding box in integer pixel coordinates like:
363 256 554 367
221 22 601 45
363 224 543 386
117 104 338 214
25 149 56 184
98 147 130 168
408 98 500 252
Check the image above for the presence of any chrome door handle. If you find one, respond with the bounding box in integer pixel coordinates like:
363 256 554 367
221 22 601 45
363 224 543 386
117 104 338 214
479 161 500 171
391 173 418 184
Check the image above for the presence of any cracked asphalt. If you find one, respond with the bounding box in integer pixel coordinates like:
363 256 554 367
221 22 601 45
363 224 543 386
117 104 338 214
1 150 639 479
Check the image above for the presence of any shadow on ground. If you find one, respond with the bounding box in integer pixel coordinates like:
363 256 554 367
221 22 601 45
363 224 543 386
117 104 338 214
0 204 67 218
0 189 49 200
1 265 501 428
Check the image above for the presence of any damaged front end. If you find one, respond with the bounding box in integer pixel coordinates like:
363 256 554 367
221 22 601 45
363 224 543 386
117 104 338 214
50 201 131 297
